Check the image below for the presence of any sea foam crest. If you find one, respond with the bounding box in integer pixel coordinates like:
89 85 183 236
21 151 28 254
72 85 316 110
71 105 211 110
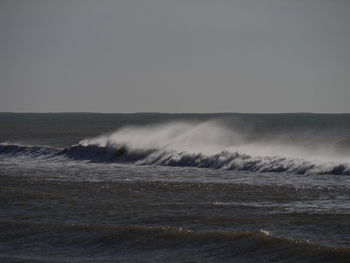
1 121 350 175
77 121 350 175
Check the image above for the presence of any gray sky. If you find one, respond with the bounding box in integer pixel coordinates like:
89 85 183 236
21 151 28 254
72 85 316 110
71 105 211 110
1 0 350 113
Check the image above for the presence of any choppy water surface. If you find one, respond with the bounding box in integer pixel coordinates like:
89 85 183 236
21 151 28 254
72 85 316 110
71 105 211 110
1 113 350 262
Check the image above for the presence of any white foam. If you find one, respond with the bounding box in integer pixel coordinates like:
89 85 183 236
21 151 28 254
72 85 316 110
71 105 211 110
80 121 350 164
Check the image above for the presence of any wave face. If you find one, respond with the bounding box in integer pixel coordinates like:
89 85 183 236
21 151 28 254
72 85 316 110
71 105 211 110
1 121 350 175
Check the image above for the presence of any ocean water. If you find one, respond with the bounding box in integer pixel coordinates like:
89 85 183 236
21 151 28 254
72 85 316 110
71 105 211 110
1 112 350 263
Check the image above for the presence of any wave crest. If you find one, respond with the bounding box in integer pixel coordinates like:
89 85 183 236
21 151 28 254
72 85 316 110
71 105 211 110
1 121 350 175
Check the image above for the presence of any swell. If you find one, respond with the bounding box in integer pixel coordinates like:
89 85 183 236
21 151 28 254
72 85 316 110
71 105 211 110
1 221 349 262
1 143 349 175
0 143 58 158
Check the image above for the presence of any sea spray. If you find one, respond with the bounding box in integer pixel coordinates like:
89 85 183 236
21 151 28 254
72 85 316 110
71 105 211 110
1 121 349 175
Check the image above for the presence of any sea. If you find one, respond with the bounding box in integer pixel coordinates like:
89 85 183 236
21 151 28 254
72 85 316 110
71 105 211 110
0 112 350 263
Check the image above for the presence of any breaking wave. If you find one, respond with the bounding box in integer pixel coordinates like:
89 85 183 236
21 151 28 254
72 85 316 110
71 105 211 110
1 121 350 175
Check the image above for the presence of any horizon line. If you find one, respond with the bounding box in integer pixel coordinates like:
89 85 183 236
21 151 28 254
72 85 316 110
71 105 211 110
1 111 350 115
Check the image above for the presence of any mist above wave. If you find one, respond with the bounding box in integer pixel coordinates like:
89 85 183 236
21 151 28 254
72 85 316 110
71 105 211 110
80 121 350 164
80 121 242 155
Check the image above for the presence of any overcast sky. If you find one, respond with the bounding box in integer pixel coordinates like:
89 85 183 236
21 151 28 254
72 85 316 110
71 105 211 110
1 0 349 113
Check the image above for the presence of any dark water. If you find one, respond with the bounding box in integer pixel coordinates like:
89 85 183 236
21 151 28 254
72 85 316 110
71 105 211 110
1 113 350 263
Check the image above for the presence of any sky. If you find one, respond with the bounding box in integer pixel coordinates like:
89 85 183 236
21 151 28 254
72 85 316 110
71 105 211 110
1 0 350 113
